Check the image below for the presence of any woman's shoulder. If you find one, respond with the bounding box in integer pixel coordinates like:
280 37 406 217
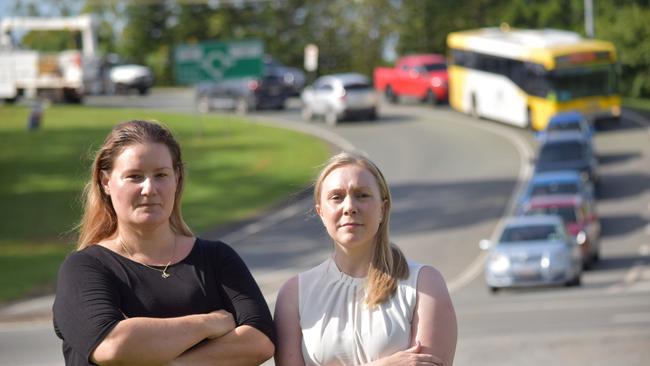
399 260 447 291
413 264 449 296
192 237 236 256
58 245 113 276
298 259 332 282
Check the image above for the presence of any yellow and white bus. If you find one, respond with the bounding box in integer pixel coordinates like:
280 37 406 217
447 26 620 131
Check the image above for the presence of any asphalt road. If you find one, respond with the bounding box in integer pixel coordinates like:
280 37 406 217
1 89 648 365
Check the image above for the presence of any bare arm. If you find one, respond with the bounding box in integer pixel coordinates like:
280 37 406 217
410 266 457 365
363 266 456 366
274 276 307 366
91 310 235 365
171 325 274 366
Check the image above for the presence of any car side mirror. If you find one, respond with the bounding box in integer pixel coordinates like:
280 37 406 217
479 239 492 250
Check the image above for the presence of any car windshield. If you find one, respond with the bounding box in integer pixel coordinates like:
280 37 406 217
547 122 581 133
344 82 372 91
539 141 585 161
526 206 577 224
499 224 560 243
424 63 446 72
531 182 579 196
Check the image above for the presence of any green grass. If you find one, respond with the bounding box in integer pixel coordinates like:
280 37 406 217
0 105 330 302
623 97 650 112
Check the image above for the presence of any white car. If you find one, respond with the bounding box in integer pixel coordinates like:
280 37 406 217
479 215 582 293
108 64 154 95
301 73 379 126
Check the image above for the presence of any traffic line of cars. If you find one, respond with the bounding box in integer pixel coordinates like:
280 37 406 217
480 112 601 293
195 53 450 127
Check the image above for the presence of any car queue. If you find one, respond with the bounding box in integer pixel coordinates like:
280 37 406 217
480 111 602 293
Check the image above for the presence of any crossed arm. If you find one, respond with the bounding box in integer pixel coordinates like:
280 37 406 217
91 310 274 366
273 266 457 366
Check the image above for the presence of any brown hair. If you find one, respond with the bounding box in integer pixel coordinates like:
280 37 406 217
77 120 192 249
314 152 408 307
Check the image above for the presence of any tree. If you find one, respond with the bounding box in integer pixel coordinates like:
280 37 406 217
596 1 650 97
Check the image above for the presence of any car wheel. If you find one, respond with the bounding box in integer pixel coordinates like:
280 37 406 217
197 96 211 114
325 109 338 126
385 85 399 104
301 105 314 121
235 98 248 115
592 250 600 263
368 108 378 121
425 90 438 106
567 274 581 287
489 286 499 294
137 87 149 96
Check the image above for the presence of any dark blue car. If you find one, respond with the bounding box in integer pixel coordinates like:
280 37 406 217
534 131 599 187
537 111 594 144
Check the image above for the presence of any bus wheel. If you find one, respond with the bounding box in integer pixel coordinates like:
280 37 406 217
470 94 479 118
526 107 534 130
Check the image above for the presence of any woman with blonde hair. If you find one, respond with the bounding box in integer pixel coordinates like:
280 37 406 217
274 152 457 366
53 120 274 365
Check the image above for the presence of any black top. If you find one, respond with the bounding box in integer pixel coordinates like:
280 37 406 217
53 238 274 365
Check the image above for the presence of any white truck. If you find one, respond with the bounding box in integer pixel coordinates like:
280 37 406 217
0 14 100 103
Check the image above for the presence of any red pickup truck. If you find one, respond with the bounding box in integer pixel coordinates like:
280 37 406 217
373 54 448 105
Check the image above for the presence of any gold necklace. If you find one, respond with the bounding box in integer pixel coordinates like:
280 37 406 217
119 236 176 279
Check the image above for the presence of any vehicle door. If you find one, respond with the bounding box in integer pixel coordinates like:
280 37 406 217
397 62 415 95
411 64 430 98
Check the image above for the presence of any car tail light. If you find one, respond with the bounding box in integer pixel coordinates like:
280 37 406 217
248 80 260 91
73 53 82 68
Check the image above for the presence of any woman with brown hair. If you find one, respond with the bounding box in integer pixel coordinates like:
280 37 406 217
274 152 457 366
53 120 274 365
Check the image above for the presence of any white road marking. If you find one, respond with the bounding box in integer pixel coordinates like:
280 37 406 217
640 244 650 256
441 115 535 293
223 202 306 243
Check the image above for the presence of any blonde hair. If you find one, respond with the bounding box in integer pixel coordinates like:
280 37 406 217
77 120 193 249
314 152 408 307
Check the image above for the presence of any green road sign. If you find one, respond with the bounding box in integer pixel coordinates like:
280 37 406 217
174 40 264 85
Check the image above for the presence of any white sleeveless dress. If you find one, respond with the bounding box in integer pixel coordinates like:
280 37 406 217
298 258 423 366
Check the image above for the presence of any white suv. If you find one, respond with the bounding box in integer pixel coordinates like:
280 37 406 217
301 73 378 126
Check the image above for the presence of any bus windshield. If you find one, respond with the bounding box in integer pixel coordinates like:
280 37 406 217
549 65 617 101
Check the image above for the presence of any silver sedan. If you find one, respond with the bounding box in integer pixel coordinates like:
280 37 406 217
479 215 582 293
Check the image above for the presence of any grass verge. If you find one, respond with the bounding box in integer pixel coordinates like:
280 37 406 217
0 105 330 303
623 97 650 113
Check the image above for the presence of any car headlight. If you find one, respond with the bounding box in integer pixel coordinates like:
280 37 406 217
431 77 442 87
489 253 510 272
576 231 587 245
541 256 550 269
